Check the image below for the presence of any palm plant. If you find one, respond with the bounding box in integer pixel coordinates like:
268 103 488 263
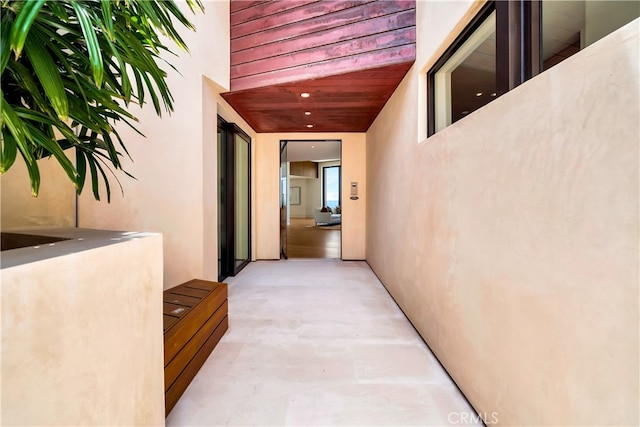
1 0 202 200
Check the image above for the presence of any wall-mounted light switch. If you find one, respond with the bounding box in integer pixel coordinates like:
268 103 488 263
350 182 359 200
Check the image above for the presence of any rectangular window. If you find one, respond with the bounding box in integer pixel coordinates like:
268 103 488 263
428 1 498 136
427 0 639 136
433 8 496 132
322 166 341 209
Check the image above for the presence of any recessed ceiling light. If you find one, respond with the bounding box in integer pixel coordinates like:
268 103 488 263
490 92 497 97
304 111 311 115
306 124 313 128
475 92 483 97
301 93 310 98
311 145 315 148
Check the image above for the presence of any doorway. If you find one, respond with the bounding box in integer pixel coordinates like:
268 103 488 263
280 140 342 259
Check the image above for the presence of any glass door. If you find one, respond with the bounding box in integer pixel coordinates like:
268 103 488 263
217 119 227 280
217 117 251 280
280 140 288 259
234 132 250 272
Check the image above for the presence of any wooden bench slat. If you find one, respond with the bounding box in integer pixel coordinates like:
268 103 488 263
163 302 190 317
164 285 227 363
163 279 228 417
163 293 200 307
167 287 209 299
163 315 179 331
164 300 229 390
165 316 229 416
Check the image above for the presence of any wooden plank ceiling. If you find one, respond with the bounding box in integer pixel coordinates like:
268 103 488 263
222 0 416 133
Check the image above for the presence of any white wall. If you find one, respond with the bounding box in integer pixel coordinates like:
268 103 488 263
366 4 639 424
255 133 366 260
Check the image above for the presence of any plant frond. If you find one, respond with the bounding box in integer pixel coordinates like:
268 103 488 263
1 0 201 200
9 0 45 58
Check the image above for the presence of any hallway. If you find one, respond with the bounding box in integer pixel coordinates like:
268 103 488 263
166 260 480 426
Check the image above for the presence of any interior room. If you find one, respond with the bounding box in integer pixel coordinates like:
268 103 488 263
283 140 342 259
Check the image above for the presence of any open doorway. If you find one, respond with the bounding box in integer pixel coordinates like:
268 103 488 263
281 140 341 259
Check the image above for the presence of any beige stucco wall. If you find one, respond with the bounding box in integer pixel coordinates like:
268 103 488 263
366 4 639 424
255 133 366 260
198 1 230 91
254 134 280 259
78 0 248 288
1 230 164 425
340 137 366 260
79 36 205 288
0 153 76 230
0 1 234 288
0 0 232 239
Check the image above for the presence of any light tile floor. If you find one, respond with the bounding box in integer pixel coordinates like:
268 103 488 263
166 260 481 426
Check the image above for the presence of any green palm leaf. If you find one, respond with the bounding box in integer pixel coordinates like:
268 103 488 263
71 1 104 87
9 0 45 58
1 13 12 74
1 91 40 195
100 0 114 41
24 31 68 119
26 123 78 186
1 131 19 174
76 148 87 192
1 90 30 157
1 0 203 200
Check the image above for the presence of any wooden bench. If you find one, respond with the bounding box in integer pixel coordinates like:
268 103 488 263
163 279 228 416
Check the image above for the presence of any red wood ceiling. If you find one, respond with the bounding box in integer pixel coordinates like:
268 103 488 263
222 0 416 133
